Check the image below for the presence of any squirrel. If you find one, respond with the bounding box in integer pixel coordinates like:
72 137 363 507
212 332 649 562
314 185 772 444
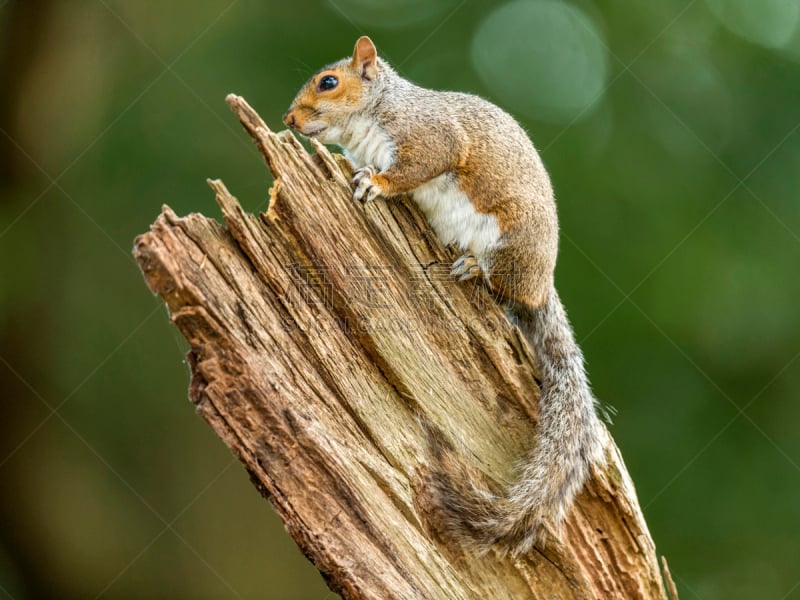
283 36 605 557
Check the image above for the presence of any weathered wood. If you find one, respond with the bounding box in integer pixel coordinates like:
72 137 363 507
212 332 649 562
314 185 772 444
133 94 673 600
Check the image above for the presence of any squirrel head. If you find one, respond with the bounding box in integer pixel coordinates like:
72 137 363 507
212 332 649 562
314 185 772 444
283 36 381 142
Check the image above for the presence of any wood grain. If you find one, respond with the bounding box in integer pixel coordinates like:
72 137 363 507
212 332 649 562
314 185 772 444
132 94 673 600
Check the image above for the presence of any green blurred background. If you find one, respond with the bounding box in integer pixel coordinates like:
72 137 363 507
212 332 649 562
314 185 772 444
1 0 799 598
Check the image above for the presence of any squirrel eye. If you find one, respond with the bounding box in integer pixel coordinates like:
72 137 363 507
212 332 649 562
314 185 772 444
318 75 339 91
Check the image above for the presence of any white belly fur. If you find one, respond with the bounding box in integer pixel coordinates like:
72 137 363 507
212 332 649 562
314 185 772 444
411 174 501 268
328 120 501 266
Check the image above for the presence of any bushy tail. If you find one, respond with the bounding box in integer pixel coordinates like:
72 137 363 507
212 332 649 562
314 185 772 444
431 290 604 556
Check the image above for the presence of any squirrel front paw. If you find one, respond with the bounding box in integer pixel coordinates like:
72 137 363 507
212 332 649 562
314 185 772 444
352 165 382 203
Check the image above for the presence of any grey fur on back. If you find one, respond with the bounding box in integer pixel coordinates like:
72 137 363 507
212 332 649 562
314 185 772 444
290 48 606 556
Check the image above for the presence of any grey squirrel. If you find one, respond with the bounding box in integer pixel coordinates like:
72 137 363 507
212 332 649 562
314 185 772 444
283 36 605 556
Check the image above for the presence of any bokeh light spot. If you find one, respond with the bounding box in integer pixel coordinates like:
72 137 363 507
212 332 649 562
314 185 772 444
705 0 800 49
471 0 608 123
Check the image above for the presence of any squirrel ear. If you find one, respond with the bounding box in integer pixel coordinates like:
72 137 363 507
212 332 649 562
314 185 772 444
351 36 378 80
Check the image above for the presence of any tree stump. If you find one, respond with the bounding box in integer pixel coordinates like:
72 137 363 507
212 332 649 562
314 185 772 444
132 94 675 600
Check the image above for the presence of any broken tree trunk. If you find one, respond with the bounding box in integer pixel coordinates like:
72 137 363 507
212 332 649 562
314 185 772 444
133 94 675 600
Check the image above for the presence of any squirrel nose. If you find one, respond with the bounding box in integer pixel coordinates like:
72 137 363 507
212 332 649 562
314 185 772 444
283 111 296 129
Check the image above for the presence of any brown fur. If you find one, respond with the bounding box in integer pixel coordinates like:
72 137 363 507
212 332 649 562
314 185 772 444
284 37 605 556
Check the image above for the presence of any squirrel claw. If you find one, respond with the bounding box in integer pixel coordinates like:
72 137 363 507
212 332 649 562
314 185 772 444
351 165 376 186
352 165 381 203
451 254 483 281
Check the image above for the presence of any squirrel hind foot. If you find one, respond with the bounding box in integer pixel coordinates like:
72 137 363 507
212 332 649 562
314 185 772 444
450 253 484 281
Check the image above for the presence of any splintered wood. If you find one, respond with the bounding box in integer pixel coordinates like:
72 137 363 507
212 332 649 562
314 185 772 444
132 94 673 600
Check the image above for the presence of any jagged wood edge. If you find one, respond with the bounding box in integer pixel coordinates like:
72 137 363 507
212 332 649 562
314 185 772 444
132 93 674 600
